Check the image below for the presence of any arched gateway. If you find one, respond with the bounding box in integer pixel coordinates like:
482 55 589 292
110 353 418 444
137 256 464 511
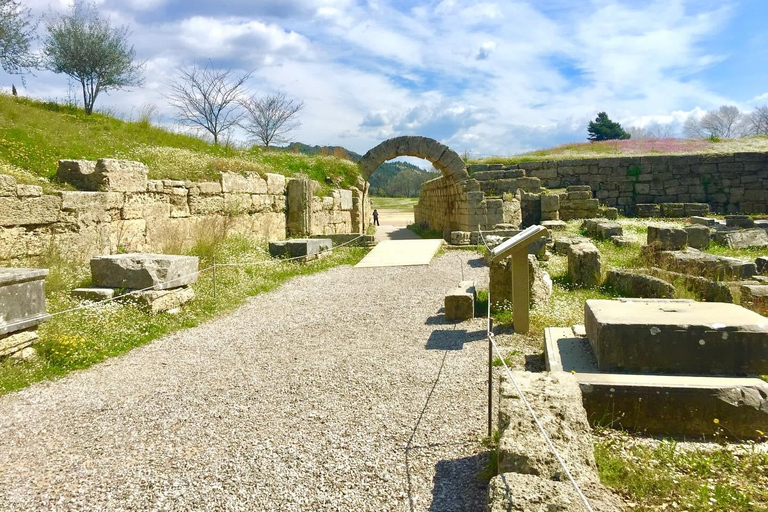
358 136 469 182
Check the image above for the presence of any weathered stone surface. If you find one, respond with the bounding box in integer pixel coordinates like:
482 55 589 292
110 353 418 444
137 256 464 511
90 254 199 290
582 219 622 239
449 231 471 245
61 191 124 213
221 172 268 194
757 256 768 274
359 136 469 181
740 284 768 315
585 299 768 374
647 225 687 250
122 193 170 219
540 194 560 213
713 228 768 249
0 268 50 336
265 173 286 195
339 189 353 210
56 160 98 190
490 254 551 307
725 214 755 228
661 203 685 217
95 159 148 192
636 204 661 218
683 203 709 217
268 238 332 260
16 185 42 197
487 473 622 512
654 248 756 280
568 242 602 287
605 269 675 298
0 329 38 357
552 236 589 255
610 235 632 247
444 280 475 321
0 174 17 196
684 224 710 249
0 195 62 227
601 207 618 220
71 287 116 301
690 216 716 226
641 267 733 302
541 220 566 231
134 286 195 313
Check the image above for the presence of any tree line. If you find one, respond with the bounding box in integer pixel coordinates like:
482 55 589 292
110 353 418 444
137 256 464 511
0 0 303 147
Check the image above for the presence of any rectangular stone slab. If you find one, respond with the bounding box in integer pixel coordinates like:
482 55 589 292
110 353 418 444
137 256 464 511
90 254 199 291
444 280 475 321
268 238 332 260
0 268 50 336
585 299 768 375
545 327 768 439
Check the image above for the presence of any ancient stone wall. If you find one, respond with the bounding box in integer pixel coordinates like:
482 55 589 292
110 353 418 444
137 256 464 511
0 159 364 262
413 175 504 233
473 152 768 214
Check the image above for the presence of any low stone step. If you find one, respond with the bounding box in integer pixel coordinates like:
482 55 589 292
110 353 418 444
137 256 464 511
444 280 476 321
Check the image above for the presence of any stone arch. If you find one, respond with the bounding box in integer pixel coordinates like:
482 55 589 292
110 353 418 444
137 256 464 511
358 136 469 182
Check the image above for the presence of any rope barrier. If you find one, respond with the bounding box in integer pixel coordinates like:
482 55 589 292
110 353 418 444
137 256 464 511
476 226 594 512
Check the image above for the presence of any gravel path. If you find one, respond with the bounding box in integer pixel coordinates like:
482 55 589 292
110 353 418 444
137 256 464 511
0 252 491 511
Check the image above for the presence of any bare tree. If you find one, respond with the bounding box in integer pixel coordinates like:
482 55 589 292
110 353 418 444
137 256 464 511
43 2 144 115
684 105 744 139
744 105 768 136
165 63 252 145
240 92 304 150
0 0 36 75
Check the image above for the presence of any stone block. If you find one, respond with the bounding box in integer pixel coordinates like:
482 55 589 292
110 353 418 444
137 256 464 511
690 216 716 226
444 280 475 321
134 286 195 314
740 284 768 315
567 191 591 200
684 225 710 249
726 215 755 228
0 268 50 336
661 203 685 217
585 299 768 375
0 174 17 196
757 256 768 274
647 225 687 250
0 195 62 227
567 185 591 192
636 204 661 218
611 235 632 247
714 228 768 249
90 254 199 290
684 203 709 216
221 172 268 194
122 194 169 220
16 185 42 197
56 160 99 190
95 159 148 192
605 269 675 298
0 329 38 357
339 189 353 210
268 238 332 261
540 194 559 213
568 242 602 287
71 287 116 301
449 231 471 245
654 249 756 281
601 207 618 220
265 173 286 195
541 220 566 231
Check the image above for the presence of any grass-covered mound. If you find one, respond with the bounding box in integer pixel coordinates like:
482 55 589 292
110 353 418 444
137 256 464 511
0 94 361 190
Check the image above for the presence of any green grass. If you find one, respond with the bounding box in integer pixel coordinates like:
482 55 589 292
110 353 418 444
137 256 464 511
595 430 768 511
0 237 367 396
0 93 361 191
370 196 418 212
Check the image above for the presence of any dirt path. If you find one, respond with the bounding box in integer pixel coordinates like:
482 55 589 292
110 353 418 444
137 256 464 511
0 252 491 511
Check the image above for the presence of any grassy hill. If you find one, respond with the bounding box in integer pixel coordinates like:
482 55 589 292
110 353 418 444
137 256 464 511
475 136 768 165
0 94 361 191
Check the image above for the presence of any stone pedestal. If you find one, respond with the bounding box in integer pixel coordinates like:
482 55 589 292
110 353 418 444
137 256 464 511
0 268 50 359
444 281 475 321
90 254 199 290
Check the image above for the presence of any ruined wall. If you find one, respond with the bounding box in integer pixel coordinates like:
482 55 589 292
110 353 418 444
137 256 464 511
413 176 504 233
0 159 363 262
476 152 768 214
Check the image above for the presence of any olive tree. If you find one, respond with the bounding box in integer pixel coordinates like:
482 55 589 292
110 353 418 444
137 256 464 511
165 63 252 145
0 0 37 75
240 92 304 150
43 2 144 114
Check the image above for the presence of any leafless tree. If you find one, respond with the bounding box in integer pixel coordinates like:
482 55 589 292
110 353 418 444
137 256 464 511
627 122 676 140
165 63 252 145
240 92 304 150
744 105 768 136
684 105 744 139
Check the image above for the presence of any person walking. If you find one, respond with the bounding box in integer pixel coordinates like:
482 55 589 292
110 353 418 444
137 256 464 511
372 209 380 226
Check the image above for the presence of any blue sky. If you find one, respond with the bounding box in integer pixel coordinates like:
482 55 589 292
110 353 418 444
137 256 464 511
5 0 768 158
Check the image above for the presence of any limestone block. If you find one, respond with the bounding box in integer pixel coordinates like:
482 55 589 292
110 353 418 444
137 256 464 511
196 181 222 195
690 216 716 226
684 203 709 216
265 173 286 195
61 191 124 212
135 286 195 314
339 189 353 210
654 248 755 281
684 225 710 249
16 185 42 197
0 174 17 196
585 298 768 374
490 254 551 307
567 185 591 192
169 194 190 218
96 159 148 192
726 215 755 228
757 256 768 274
601 207 618 220
487 473 622 512
109 219 147 253
0 330 38 357
444 280 475 321
56 160 98 190
223 193 251 215
713 228 768 249
221 172 267 194
661 203 685 217
540 194 559 213
568 242 602 287
90 254 199 290
450 231 471 245
611 235 632 247
636 204 661 218
567 191 591 200
647 225 687 250
0 268 50 336
121 193 168 220
605 269 675 298
541 220 566 231
71 287 116 300
740 284 768 315
268 238 332 261
321 196 334 211
0 195 62 227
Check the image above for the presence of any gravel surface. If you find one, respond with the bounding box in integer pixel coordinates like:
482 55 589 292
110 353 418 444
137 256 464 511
0 251 491 511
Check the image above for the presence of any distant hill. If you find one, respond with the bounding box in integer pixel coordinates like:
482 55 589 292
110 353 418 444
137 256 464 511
280 142 436 197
